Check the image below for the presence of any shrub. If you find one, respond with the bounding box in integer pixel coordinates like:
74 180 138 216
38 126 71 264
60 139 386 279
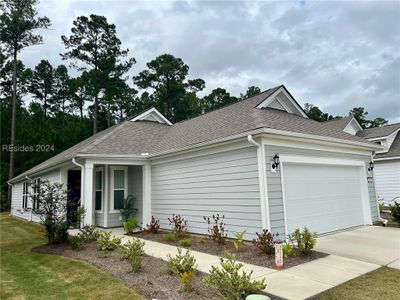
252 229 279 255
233 230 247 252
168 214 188 238
124 216 138 234
390 202 400 224
282 243 293 259
118 239 145 272
167 248 197 275
146 216 160 233
119 195 138 221
97 231 121 251
379 202 385 214
80 224 100 241
70 233 85 251
179 269 196 292
163 232 178 242
203 213 227 245
288 227 316 255
204 251 266 300
178 238 192 247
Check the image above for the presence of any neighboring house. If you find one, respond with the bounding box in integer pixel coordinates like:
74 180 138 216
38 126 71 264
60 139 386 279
9 85 381 239
357 124 400 205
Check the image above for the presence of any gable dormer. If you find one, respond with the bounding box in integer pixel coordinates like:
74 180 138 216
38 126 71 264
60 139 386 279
343 117 363 135
130 107 172 125
256 86 308 118
368 128 400 154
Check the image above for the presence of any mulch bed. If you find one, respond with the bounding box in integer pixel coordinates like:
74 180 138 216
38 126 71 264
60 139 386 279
131 230 327 270
33 241 220 300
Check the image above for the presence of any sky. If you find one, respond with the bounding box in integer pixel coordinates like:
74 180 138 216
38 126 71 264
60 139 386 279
20 0 400 122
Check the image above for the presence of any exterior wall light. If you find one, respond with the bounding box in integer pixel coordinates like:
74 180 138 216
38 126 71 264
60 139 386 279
271 153 280 172
368 160 374 172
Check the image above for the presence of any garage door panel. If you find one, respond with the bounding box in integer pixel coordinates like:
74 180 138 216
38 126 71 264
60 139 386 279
283 164 364 235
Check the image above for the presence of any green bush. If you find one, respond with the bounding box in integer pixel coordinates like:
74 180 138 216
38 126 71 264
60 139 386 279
124 216 138 233
69 233 85 251
178 238 192 247
252 229 279 255
204 251 266 300
233 230 247 252
167 248 197 275
288 227 316 255
163 232 178 242
97 231 121 251
118 238 145 272
80 224 100 241
179 269 196 292
390 202 400 224
119 195 138 221
379 203 385 214
282 243 293 259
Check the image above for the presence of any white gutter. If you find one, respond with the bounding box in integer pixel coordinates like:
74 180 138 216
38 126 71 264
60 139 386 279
374 156 400 161
247 135 270 230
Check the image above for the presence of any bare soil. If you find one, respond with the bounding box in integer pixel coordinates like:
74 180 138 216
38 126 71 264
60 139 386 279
33 241 220 300
131 230 327 270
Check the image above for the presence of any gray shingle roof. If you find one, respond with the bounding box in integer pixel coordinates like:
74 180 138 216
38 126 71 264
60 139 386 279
324 116 354 131
357 123 400 139
10 86 379 182
375 132 400 159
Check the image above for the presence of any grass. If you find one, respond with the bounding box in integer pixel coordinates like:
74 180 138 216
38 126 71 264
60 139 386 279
317 267 400 300
0 212 142 300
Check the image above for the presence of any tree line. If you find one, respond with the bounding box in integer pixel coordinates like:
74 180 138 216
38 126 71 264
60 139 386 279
0 0 388 210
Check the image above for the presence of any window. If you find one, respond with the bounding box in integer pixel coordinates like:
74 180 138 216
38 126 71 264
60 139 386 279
95 168 103 211
111 167 127 211
22 182 29 209
32 178 40 210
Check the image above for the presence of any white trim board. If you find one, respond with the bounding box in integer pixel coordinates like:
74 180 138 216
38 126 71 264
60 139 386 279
279 155 366 166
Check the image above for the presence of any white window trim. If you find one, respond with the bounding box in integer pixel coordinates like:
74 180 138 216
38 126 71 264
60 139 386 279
94 167 104 213
110 166 128 213
32 177 41 210
22 181 29 209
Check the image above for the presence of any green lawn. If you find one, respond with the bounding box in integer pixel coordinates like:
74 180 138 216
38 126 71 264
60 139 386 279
0 212 142 300
317 266 400 300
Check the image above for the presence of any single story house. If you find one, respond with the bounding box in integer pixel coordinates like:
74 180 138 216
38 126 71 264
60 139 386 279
357 123 400 205
9 85 382 239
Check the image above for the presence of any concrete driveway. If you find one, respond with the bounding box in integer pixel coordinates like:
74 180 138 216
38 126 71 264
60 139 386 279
315 226 400 268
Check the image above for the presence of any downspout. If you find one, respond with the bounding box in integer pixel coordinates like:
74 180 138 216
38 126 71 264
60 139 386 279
72 157 85 228
370 153 388 226
25 176 33 221
247 135 270 230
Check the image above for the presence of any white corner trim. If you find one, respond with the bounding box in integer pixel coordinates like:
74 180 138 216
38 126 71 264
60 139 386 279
256 86 308 118
130 107 172 126
359 165 373 225
279 155 366 166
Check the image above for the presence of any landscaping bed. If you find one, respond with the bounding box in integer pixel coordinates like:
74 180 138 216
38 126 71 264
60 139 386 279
379 211 400 228
33 241 220 300
131 230 327 269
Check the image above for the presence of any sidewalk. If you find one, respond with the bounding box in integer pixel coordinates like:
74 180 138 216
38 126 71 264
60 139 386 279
104 228 380 300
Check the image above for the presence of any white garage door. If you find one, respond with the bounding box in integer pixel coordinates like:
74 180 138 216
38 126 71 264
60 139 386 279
283 163 365 235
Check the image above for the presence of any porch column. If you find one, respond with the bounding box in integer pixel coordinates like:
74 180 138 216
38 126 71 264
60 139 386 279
142 163 151 228
103 165 109 227
83 161 94 225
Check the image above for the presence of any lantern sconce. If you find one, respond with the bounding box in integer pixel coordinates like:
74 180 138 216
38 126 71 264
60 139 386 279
271 153 280 173
368 160 374 172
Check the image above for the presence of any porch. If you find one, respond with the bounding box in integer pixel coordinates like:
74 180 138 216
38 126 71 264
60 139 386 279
64 158 151 228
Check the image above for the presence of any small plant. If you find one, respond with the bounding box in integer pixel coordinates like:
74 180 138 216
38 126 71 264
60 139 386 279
203 213 227 245
379 202 385 213
390 202 400 225
179 269 196 292
233 230 247 252
168 214 188 238
178 238 192 247
80 224 100 241
204 251 266 300
70 233 85 251
119 195 138 221
288 227 316 255
282 243 293 259
163 232 178 242
97 231 121 251
124 216 138 234
146 216 160 233
252 229 279 255
118 239 145 272
167 248 197 275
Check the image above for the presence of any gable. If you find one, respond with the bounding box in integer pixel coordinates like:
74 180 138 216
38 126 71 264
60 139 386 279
130 107 172 125
343 118 362 135
256 86 308 118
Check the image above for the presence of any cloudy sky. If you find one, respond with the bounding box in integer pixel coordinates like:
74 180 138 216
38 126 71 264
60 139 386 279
21 0 400 122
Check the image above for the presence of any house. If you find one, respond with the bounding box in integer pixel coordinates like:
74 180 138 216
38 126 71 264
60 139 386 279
357 123 400 205
9 85 382 239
